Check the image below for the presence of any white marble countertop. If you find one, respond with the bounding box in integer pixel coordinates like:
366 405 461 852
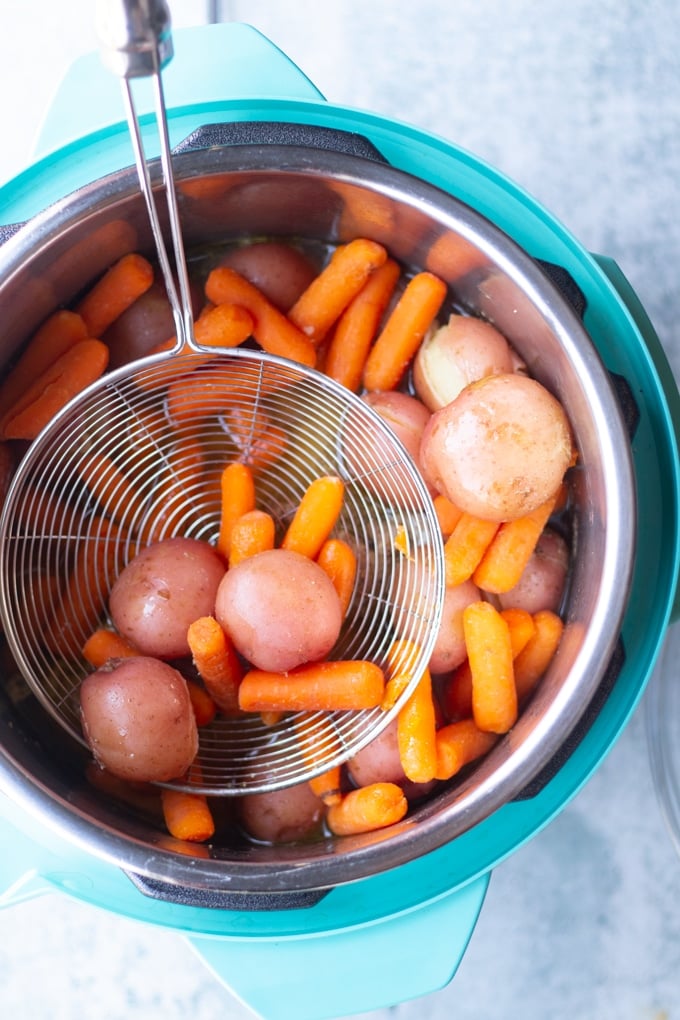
1 2 680 1018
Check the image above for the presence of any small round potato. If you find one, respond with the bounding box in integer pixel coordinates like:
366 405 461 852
109 537 226 660
80 656 198 783
239 782 324 844
420 373 573 521
214 548 343 673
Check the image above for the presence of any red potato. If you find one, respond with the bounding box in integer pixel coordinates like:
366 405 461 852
109 537 226 660
102 279 202 369
217 241 318 311
238 781 324 844
429 579 481 674
412 314 515 411
497 527 569 614
214 548 343 673
420 373 574 522
80 656 198 782
361 390 435 496
347 717 437 801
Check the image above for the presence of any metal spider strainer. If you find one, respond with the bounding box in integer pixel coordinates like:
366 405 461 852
0 1 445 794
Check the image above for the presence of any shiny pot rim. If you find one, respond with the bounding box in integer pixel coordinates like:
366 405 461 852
0 141 636 893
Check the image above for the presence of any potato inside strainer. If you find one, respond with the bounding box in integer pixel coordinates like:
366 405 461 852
0 347 444 793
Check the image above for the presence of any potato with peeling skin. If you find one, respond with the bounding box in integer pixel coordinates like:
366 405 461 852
420 373 573 522
413 314 515 411
80 656 198 783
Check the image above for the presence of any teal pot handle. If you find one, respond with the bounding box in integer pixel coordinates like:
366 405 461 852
593 255 680 623
34 23 324 160
185 873 489 1020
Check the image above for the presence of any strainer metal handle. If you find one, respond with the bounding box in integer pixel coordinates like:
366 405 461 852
95 0 195 353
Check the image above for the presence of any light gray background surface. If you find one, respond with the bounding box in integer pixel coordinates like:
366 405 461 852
1 2 680 1018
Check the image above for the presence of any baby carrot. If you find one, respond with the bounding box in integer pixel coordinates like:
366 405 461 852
161 787 215 843
151 302 254 356
464 600 518 734
435 719 499 781
0 309 88 420
281 474 345 559
397 667 438 784
440 660 473 722
238 659 386 713
323 257 401 391
204 265 316 367
362 271 447 391
287 238 388 346
500 607 536 659
472 495 557 593
186 615 243 715
441 609 535 723
216 461 256 560
381 638 423 712
75 252 154 338
185 680 218 727
309 766 343 807
325 782 408 836
136 303 255 390
444 513 500 587
1 339 109 441
316 537 357 617
433 495 464 539
513 610 564 702
295 713 344 806
228 509 276 568
82 627 139 668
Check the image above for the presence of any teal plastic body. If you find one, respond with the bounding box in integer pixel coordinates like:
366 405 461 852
0 24 678 1020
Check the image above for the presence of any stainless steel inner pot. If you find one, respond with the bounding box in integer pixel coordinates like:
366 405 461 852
0 139 635 896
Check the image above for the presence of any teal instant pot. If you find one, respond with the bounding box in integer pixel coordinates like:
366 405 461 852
0 23 678 1020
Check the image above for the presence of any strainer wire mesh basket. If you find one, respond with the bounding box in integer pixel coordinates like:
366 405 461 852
0 347 444 793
